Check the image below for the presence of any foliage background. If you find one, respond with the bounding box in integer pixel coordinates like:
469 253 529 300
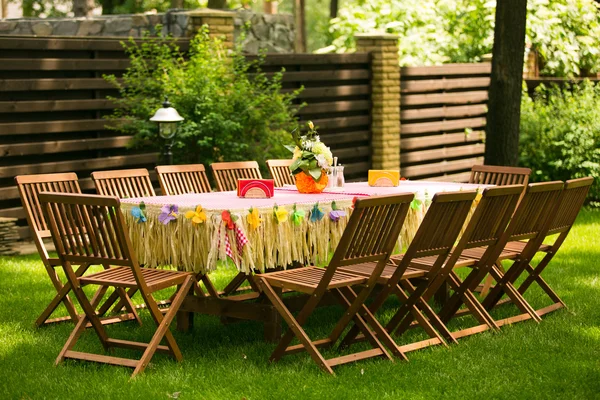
105 29 300 175
520 81 600 203
325 0 600 77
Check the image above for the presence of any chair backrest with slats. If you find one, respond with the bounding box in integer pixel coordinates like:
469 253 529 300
546 177 593 236
91 168 155 198
266 159 296 187
462 185 524 249
322 194 414 287
469 165 531 186
210 161 262 192
39 192 138 269
155 164 211 195
15 173 82 262
506 181 564 242
388 190 477 286
406 191 478 259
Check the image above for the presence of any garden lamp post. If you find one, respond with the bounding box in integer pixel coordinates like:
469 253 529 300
150 97 184 165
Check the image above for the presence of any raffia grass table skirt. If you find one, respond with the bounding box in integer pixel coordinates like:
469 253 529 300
120 181 486 274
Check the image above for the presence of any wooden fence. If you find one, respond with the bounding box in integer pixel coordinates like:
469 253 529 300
399 63 490 182
247 53 372 180
0 36 371 238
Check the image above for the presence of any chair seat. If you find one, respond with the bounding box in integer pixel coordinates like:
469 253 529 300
258 266 367 294
80 267 192 291
339 262 426 282
389 253 477 271
460 245 520 261
504 240 552 253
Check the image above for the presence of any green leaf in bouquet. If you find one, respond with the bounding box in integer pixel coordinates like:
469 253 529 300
290 158 305 173
308 168 322 181
284 144 297 153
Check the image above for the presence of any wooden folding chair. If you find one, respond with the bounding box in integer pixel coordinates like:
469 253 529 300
40 192 195 378
210 161 261 192
387 185 530 341
436 181 565 330
15 173 137 328
469 164 532 292
266 159 295 187
155 164 211 195
482 177 593 317
338 190 478 354
91 168 156 198
256 193 415 374
469 164 531 186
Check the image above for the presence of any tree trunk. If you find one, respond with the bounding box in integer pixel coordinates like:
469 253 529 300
484 0 528 167
264 0 278 14
73 0 95 17
330 0 338 19
171 0 184 8
207 0 227 9
294 0 306 52
1 0 7 19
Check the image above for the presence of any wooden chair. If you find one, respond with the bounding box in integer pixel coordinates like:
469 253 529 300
469 164 532 292
387 185 528 341
40 192 195 378
210 161 261 192
256 193 415 374
155 164 211 195
469 164 532 185
437 181 565 329
482 177 593 317
91 168 159 315
266 159 295 187
15 173 137 328
91 168 155 198
338 190 478 354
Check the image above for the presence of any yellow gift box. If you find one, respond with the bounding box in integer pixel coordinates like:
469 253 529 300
368 170 400 187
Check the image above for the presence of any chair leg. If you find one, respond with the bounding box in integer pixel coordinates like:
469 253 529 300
36 263 91 327
257 279 333 374
396 281 451 347
486 265 542 323
132 276 193 378
336 287 403 360
56 284 111 365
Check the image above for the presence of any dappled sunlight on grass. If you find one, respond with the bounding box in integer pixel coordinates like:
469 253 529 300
0 209 599 398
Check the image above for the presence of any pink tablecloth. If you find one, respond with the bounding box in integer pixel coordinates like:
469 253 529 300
119 181 487 273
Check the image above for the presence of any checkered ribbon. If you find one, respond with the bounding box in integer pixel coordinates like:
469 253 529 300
218 223 249 264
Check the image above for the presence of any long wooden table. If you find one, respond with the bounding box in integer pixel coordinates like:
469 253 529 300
120 181 485 340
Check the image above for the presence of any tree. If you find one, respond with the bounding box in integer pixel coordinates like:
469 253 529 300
295 0 306 52
330 0 338 19
207 0 227 8
484 0 528 166
1 0 7 19
73 0 95 16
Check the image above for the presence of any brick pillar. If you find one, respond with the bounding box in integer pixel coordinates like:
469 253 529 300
355 33 401 171
186 9 235 49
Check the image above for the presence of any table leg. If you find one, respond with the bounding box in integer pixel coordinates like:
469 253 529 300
434 281 449 307
264 287 282 342
176 308 193 332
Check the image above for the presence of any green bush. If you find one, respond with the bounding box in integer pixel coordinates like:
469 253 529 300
105 29 300 176
520 81 600 203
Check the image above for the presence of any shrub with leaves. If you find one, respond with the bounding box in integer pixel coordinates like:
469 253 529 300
520 81 600 203
105 28 300 175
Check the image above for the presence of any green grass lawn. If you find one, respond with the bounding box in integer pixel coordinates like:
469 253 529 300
1 209 600 399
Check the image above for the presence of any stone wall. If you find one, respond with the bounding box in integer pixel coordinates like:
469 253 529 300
0 8 295 54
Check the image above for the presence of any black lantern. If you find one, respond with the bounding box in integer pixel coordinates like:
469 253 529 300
150 97 184 165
